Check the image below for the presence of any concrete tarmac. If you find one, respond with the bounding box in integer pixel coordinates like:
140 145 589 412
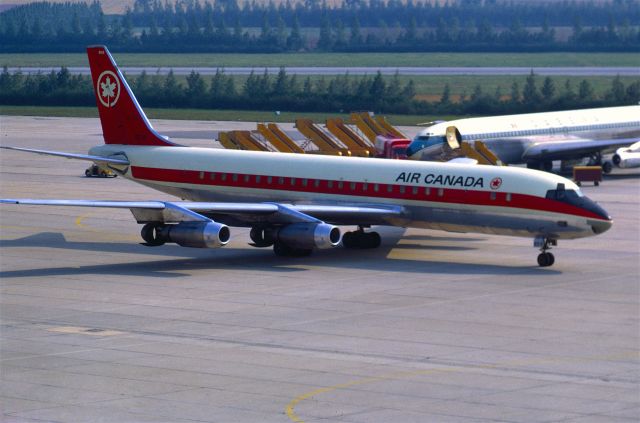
1 115 639 423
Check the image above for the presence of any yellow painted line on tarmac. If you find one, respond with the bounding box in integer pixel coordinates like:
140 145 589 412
75 213 91 229
284 350 639 423
2 213 97 233
285 367 454 423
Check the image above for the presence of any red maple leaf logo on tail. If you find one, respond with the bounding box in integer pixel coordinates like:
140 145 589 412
96 71 121 108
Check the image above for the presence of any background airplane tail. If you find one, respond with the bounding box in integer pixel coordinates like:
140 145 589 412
87 45 175 146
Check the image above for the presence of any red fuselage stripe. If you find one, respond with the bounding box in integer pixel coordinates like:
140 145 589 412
130 166 604 220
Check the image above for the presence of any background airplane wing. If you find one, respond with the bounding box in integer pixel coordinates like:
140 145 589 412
522 138 638 161
0 199 406 227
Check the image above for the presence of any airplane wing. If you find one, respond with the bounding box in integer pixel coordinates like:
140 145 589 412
522 138 638 162
0 199 406 227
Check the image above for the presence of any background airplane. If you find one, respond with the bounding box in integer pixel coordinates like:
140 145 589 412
407 106 640 173
0 46 613 267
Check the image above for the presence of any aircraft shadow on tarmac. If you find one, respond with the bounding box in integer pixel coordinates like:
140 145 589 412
0 230 560 278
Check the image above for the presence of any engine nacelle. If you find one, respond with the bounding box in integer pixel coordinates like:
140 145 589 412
159 221 230 248
612 152 640 169
612 153 622 166
445 126 462 151
613 142 640 169
277 223 341 250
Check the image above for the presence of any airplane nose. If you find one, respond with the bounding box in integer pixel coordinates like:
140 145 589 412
405 141 422 159
578 195 612 234
589 218 612 234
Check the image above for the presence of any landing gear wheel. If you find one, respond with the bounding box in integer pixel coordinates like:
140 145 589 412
273 242 312 257
537 252 555 267
535 237 557 267
365 232 381 248
141 223 165 246
249 227 274 247
602 161 613 174
342 230 381 249
342 232 356 248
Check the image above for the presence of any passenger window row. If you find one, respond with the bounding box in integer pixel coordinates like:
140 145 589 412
465 121 631 141
195 171 513 202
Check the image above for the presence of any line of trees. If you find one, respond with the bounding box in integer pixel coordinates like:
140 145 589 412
125 0 640 29
2 67 638 116
1 0 639 52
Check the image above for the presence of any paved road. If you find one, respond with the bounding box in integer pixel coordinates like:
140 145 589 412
7 66 640 76
1 116 639 423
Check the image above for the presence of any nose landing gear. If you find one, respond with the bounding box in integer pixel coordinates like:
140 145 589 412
534 236 557 267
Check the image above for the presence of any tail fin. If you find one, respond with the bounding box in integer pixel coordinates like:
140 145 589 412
87 45 175 146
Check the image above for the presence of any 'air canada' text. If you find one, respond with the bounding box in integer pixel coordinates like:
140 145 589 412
395 172 485 188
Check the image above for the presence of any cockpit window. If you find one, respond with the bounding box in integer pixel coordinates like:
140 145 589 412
546 187 580 203
545 183 608 220
546 184 572 201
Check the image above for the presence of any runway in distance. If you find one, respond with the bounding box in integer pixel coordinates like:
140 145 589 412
0 46 613 267
407 105 640 173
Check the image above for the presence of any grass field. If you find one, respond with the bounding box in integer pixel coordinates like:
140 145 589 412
3 52 640 68
0 105 454 125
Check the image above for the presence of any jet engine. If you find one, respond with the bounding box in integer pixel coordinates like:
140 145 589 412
445 126 462 151
612 142 640 169
276 223 341 249
141 221 230 248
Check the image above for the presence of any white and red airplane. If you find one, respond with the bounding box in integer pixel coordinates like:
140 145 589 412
1 46 613 267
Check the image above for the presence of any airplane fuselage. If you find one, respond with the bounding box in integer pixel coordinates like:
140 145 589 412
92 144 611 240
408 106 640 165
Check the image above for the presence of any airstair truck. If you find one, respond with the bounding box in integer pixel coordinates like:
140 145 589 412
350 112 410 159
374 136 411 159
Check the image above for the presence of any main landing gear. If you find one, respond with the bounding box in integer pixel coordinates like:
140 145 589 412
534 236 557 267
342 227 381 249
273 242 312 257
587 152 613 174
249 226 313 257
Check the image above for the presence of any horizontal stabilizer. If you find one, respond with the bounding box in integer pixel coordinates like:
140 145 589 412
0 199 161 208
0 146 130 165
